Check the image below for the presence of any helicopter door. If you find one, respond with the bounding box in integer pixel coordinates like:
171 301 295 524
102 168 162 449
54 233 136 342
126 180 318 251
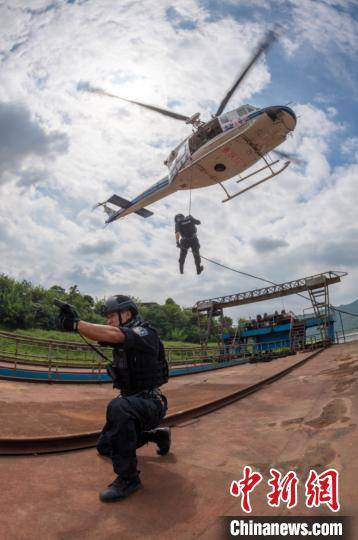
168 140 191 181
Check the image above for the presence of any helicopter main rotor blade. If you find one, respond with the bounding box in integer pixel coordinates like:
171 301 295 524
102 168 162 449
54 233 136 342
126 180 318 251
215 27 279 117
272 149 306 166
87 87 191 122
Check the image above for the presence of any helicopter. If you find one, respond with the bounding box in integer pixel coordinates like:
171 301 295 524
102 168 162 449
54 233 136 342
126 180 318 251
88 28 298 224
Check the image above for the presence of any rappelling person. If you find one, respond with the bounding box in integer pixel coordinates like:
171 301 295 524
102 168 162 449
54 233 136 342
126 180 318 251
175 214 204 275
55 295 170 502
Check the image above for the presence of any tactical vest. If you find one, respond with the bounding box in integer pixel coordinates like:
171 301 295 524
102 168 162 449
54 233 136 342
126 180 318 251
109 325 169 395
179 217 197 238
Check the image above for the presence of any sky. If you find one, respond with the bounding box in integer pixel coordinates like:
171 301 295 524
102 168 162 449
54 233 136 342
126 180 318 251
0 0 357 322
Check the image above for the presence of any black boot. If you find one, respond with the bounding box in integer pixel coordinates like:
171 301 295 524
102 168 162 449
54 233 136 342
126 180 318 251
99 474 142 502
147 427 171 455
179 263 184 274
196 265 204 275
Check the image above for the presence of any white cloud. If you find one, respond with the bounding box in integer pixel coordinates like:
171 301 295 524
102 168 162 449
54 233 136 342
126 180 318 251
341 137 358 162
289 0 358 56
0 101 68 185
0 0 357 327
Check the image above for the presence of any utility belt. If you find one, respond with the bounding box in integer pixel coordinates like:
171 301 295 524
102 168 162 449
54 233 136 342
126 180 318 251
181 234 197 240
135 388 167 409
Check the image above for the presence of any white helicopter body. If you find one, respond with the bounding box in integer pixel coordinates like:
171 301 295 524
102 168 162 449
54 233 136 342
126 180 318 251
89 28 298 224
102 103 296 222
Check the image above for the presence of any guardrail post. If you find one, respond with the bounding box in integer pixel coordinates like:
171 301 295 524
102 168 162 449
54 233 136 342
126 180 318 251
98 360 102 383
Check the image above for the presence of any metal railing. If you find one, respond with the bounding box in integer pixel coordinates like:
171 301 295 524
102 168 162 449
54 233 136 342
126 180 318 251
0 332 222 369
335 331 358 344
0 331 325 376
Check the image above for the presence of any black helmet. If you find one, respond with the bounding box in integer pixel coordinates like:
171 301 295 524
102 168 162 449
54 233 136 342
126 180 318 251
102 295 139 317
175 213 184 223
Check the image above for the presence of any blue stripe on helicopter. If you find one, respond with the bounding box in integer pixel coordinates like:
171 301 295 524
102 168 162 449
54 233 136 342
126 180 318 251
130 177 170 204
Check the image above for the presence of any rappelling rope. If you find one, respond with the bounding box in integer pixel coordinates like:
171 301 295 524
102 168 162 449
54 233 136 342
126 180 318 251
78 332 110 363
201 255 287 287
188 166 193 215
200 255 311 304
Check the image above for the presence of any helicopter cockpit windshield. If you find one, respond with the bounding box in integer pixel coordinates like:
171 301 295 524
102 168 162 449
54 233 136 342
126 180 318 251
237 104 259 116
217 104 260 135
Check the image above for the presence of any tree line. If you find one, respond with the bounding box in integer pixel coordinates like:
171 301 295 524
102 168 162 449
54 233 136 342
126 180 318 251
0 274 233 342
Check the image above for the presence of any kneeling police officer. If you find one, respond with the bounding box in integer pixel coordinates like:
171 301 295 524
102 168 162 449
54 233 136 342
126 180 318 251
57 295 170 502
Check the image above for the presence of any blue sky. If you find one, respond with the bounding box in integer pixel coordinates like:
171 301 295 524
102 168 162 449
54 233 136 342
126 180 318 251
0 0 357 321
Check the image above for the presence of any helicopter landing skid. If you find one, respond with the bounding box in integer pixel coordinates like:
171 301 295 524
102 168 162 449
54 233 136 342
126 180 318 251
220 159 290 203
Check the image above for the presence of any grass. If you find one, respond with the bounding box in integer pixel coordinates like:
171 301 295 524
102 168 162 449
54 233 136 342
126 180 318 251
0 327 201 348
0 327 91 343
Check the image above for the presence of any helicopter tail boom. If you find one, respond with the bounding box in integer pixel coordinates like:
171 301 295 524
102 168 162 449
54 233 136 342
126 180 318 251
99 175 174 224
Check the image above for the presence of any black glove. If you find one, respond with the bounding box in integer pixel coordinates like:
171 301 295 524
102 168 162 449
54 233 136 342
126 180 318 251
58 303 79 332
176 241 180 248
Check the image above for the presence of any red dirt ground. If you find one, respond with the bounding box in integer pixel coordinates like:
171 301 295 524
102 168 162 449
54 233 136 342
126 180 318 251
0 352 312 438
0 344 357 539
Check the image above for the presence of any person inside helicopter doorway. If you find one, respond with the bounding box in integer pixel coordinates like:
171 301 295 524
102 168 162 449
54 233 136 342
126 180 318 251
174 214 204 275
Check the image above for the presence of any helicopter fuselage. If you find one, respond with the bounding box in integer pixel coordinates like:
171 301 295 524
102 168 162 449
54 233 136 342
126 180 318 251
169 104 296 190
104 104 296 222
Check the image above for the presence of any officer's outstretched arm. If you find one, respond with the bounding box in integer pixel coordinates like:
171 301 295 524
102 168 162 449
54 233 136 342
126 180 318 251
77 321 125 343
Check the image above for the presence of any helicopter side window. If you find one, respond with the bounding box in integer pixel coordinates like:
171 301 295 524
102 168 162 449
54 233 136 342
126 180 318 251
165 139 188 167
189 118 223 154
166 150 177 166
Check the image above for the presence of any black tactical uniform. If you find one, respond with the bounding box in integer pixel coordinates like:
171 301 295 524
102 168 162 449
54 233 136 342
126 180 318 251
175 214 204 274
97 296 170 502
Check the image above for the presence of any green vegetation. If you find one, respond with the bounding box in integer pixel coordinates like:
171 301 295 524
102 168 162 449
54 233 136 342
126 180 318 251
0 273 233 343
0 326 88 343
0 275 103 330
